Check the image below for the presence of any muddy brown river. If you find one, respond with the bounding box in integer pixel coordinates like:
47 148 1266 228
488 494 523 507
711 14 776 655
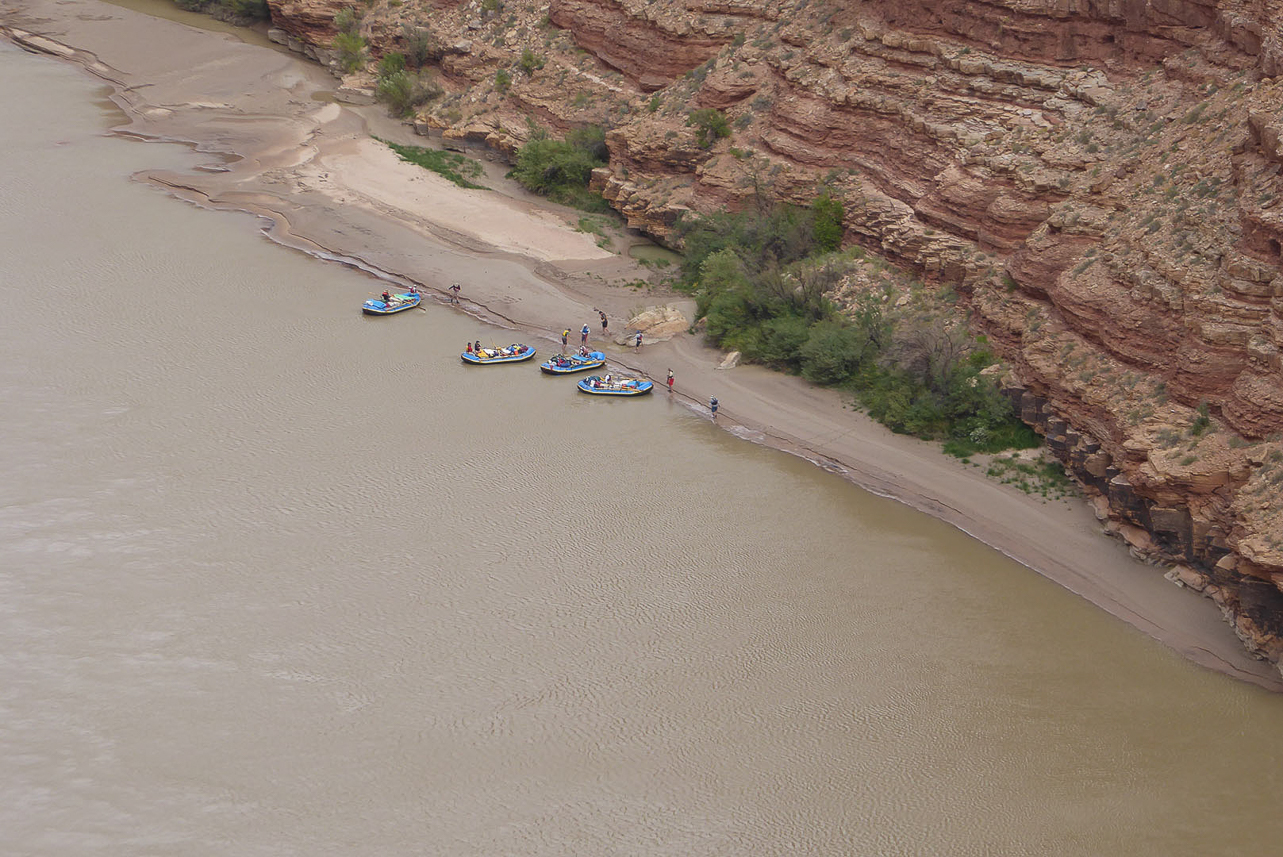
3 36 1283 856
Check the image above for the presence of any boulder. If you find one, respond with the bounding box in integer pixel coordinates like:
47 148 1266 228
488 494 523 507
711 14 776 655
620 306 688 345
716 351 741 370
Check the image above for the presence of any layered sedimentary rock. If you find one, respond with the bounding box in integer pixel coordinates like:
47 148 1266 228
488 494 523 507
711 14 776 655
267 0 1283 672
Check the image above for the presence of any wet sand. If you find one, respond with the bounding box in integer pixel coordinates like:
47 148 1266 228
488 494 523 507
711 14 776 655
4 0 1279 690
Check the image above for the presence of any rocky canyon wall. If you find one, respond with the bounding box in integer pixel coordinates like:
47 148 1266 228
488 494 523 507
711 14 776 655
265 0 1283 671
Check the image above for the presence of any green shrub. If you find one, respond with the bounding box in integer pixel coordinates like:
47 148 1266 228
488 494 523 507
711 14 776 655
375 70 442 117
678 204 816 288
565 124 607 160
678 204 1031 450
703 287 757 346
334 32 367 73
378 52 406 77
688 107 731 148
799 320 868 385
178 0 268 20
495 68 512 92
519 48 545 75
812 191 845 252
223 0 269 19
756 314 812 368
1191 401 1211 435
334 6 360 35
377 138 485 189
402 26 439 68
510 129 610 212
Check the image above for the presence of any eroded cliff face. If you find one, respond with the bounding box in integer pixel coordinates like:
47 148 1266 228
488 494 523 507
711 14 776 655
265 0 1283 670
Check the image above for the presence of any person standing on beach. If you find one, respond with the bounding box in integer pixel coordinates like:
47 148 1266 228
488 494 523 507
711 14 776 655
710 396 719 419
635 331 642 350
449 282 461 304
581 323 590 346
599 310 609 335
666 369 674 392
562 328 570 351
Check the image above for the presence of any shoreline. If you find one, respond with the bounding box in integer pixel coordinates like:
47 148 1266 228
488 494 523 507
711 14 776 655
5 0 1281 691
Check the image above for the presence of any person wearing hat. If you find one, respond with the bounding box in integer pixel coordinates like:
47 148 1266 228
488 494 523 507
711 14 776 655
561 328 570 351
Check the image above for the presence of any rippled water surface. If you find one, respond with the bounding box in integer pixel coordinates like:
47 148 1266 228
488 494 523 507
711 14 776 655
4 40 1283 856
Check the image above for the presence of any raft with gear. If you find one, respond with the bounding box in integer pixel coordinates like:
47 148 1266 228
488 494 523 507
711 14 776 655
461 344 537 364
362 291 422 315
577 375 653 396
540 351 606 375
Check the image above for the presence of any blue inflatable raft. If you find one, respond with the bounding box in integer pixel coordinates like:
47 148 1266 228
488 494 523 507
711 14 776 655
461 344 537 364
577 375 654 396
362 292 422 315
540 351 606 374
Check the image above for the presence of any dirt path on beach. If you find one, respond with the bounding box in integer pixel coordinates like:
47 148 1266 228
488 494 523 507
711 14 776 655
4 0 1279 689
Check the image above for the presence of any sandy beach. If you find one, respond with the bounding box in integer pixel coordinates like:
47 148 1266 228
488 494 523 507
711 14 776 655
5 0 1280 690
